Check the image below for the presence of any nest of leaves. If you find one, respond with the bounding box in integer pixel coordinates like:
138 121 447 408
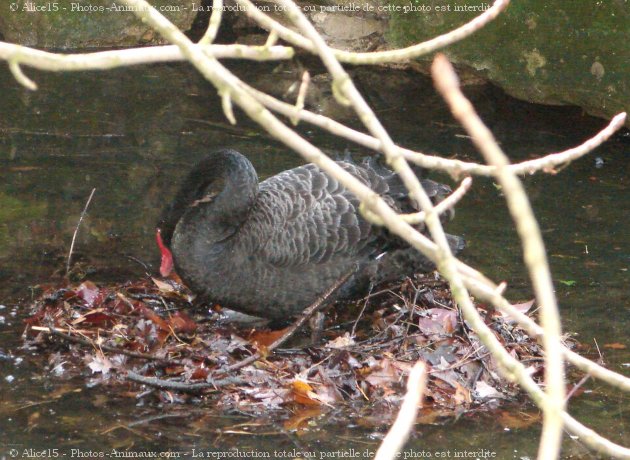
22 273 544 413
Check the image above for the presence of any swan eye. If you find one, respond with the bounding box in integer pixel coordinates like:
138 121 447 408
190 190 219 207
189 176 226 208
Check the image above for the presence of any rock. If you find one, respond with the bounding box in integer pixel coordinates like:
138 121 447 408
235 0 628 127
0 0 197 49
233 0 386 52
387 0 629 127
309 11 385 51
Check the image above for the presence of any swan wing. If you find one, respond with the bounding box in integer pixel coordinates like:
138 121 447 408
249 162 387 267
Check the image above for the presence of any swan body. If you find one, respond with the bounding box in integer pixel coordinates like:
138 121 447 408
157 149 463 320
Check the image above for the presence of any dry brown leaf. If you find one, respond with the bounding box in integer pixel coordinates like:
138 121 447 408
168 311 197 334
291 379 321 406
364 358 400 388
152 277 176 293
325 333 356 349
249 328 288 347
453 382 472 405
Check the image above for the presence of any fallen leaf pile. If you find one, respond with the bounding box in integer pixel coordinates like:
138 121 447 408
22 273 550 416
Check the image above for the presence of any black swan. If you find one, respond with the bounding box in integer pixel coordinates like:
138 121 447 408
157 149 464 320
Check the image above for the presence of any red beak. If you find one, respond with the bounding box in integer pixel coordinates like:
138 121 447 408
156 228 174 277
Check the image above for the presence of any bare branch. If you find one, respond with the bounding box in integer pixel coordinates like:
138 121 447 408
291 71 310 126
239 79 625 177
375 362 427 460
67 188 96 275
221 89 237 125
506 112 627 172
462 275 630 392
198 0 223 45
126 370 245 393
8 59 37 90
432 54 565 459
400 177 472 225
0 41 294 73
234 0 510 64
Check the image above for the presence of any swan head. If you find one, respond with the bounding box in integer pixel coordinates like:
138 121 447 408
156 149 258 277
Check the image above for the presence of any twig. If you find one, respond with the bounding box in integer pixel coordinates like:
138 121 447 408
234 0 510 64
43 323 182 366
291 71 310 125
399 177 472 225
0 42 294 73
9 60 37 90
351 284 373 338
241 81 626 177
223 268 356 373
374 361 427 460
125 370 245 393
432 54 565 459
462 276 630 392
566 374 591 402
66 188 96 275
198 0 223 45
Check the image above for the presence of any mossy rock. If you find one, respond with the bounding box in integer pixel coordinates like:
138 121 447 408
387 0 629 127
0 0 197 48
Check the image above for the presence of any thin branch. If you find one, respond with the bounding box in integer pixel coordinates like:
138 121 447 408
125 370 245 393
9 60 37 90
291 71 310 126
265 30 279 47
221 89 237 124
67 188 96 275
432 54 565 459
0 41 294 73
234 0 510 64
222 268 355 373
42 323 183 366
462 275 630 392
241 80 626 177
399 177 472 225
494 112 627 175
198 0 223 45
375 361 427 460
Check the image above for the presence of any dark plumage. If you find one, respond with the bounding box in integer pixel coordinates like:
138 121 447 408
157 149 464 320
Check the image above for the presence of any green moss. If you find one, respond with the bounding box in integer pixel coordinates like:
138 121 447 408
386 0 629 125
0 192 47 222
0 0 196 48
0 192 47 256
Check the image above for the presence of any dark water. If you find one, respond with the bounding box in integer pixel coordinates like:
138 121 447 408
0 62 628 459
